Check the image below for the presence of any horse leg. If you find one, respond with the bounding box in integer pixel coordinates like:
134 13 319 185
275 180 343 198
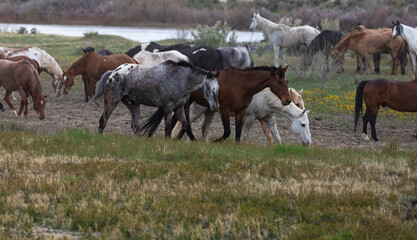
241 114 256 142
373 54 381 74
202 111 214 142
17 89 28 118
363 54 374 74
362 109 370 140
264 115 282 144
369 110 379 141
163 108 174 138
98 98 119 134
122 97 141 136
390 51 399 75
214 111 231 142
4 90 17 116
273 45 280 67
174 106 196 141
259 119 273 143
356 55 361 73
411 53 417 78
234 110 246 142
82 76 89 102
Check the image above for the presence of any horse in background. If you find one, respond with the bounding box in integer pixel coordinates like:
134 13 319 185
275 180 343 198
0 59 48 119
218 45 254 69
249 13 320 67
125 42 191 57
345 24 408 75
97 61 220 138
62 51 136 101
133 50 189 68
331 30 405 74
392 21 417 77
355 78 417 141
303 30 345 71
0 47 64 96
172 65 292 142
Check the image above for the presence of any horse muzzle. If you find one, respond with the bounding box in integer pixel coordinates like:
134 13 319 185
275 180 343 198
210 102 220 112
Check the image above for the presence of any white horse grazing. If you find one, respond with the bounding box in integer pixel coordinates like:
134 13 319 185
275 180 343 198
172 88 312 145
133 49 189 68
249 13 320 67
392 21 417 77
0 46 64 96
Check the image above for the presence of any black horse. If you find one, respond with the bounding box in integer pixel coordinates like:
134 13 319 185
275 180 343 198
80 47 114 102
126 42 225 71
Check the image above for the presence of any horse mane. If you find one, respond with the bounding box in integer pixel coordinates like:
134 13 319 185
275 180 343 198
165 60 208 76
67 53 91 75
263 88 302 114
230 65 278 76
35 47 63 75
335 31 366 51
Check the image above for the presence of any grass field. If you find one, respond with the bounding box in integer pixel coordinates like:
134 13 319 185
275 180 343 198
0 32 417 239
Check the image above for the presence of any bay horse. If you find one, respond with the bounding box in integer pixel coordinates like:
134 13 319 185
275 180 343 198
249 13 320 67
172 88 311 145
62 51 136 101
392 21 417 77
0 47 64 96
218 45 254 69
97 61 220 137
354 78 417 141
331 30 405 74
80 47 114 102
0 59 48 119
173 65 292 142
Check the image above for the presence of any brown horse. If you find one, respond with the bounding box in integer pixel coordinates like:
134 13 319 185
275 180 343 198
332 29 405 74
63 51 136 100
0 59 48 119
354 78 417 141
174 65 292 142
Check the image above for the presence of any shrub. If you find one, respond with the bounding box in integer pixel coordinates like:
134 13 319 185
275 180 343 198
30 27 37 34
83 31 99 38
17 26 28 34
191 21 236 48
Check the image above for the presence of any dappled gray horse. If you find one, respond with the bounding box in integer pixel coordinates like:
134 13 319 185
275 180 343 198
97 61 220 137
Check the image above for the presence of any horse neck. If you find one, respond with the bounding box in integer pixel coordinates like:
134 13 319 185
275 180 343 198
67 56 89 77
400 24 417 44
39 50 63 77
240 70 273 97
281 103 303 119
257 16 281 33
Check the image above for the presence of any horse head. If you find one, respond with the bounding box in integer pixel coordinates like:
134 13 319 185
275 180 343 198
290 108 312 146
82 46 95 54
392 20 402 40
269 65 291 106
289 88 305 110
62 71 75 95
204 71 220 112
33 95 48 120
330 45 345 67
249 13 261 31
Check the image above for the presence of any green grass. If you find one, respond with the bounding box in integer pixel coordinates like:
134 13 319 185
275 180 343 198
1 32 417 239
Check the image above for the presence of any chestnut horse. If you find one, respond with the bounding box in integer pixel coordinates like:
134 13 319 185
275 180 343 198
63 51 136 100
173 65 292 142
0 59 48 119
332 30 405 74
354 78 417 141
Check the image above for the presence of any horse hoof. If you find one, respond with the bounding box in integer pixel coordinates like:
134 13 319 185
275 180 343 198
362 133 370 141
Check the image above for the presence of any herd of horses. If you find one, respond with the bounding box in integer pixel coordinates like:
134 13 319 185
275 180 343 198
1 14 417 143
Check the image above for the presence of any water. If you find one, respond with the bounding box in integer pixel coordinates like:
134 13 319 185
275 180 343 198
0 23 265 43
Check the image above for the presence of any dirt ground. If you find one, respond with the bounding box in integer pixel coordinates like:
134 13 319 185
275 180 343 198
1 77 417 150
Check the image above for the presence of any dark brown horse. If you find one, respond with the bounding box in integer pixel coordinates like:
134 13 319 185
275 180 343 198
174 65 292 142
62 51 136 100
354 78 417 141
0 59 48 119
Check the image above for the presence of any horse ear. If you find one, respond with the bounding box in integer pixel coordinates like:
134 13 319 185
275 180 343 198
215 71 220 78
397 20 400 24
43 95 49 99
283 65 288 73
82 48 86 53
298 88 304 95
306 109 311 114
392 21 396 25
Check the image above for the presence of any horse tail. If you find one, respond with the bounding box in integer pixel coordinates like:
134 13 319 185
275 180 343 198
89 70 113 105
354 80 368 131
141 107 164 137
216 49 225 71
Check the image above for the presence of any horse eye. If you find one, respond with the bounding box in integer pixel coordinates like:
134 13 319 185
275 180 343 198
301 123 306 127
296 103 300 107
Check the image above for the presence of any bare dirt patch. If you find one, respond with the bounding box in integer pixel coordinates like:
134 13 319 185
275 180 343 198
1 78 417 150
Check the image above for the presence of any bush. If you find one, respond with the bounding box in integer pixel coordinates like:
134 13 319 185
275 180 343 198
191 21 236 48
83 31 99 38
17 26 28 34
30 27 37 34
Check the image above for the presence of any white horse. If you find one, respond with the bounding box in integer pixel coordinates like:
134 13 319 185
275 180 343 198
172 88 312 145
249 13 320 67
133 49 189 68
392 21 417 77
0 46 64 96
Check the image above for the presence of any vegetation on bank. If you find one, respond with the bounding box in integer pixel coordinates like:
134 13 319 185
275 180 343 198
0 32 417 239
1 0 417 30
